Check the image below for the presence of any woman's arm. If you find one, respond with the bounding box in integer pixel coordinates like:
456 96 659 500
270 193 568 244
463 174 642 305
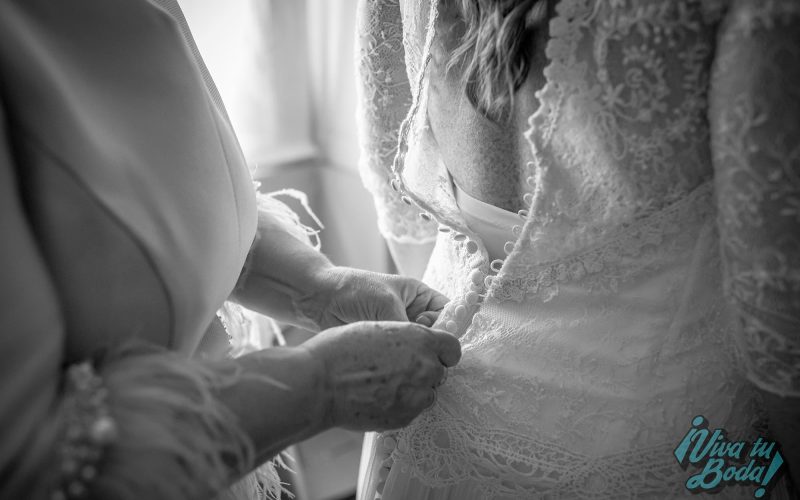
709 0 800 485
218 320 460 465
0 101 460 499
230 204 448 331
355 0 438 277
0 96 323 498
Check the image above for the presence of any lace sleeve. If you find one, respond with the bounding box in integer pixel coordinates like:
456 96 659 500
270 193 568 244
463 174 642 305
709 0 800 398
355 0 438 244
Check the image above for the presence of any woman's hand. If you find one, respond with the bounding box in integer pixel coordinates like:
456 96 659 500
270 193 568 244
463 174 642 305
297 266 449 332
302 321 461 431
232 208 448 332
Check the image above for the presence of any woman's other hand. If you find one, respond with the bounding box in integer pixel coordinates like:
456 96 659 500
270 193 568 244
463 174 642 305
298 266 449 331
302 321 460 431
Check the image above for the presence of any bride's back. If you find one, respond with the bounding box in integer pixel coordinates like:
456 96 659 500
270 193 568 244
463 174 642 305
425 0 549 214
415 0 718 256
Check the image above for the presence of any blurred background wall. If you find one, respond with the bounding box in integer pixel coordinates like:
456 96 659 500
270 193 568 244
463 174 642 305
177 1 391 498
179 0 391 273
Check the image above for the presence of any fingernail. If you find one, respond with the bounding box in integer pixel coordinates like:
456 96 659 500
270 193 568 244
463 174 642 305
415 315 432 327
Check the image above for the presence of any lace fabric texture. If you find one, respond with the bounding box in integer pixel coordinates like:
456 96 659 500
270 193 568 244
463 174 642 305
709 0 800 397
355 0 438 243
375 184 762 499
356 0 800 498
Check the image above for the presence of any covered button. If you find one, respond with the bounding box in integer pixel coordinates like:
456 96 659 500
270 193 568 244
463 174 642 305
382 436 397 452
469 269 484 286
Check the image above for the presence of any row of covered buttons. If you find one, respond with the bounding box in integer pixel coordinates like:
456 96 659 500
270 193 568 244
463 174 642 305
395 174 495 334
389 172 536 333
371 181 534 494
443 267 487 334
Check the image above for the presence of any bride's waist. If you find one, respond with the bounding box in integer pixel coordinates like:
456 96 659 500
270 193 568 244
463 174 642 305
460 294 735 387
449 275 746 421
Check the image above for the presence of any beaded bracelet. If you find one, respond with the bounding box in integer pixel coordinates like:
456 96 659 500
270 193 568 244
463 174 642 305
53 362 118 500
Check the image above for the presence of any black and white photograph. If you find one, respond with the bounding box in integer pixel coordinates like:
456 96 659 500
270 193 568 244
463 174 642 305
0 0 798 499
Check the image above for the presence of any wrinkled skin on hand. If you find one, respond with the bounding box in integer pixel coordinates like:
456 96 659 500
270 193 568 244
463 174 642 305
302 321 461 431
299 266 449 331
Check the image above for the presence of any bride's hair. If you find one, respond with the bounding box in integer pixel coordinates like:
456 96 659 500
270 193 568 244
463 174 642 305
446 0 550 123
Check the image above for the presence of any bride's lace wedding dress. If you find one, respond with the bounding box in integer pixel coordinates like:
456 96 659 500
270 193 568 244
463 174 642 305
355 0 800 498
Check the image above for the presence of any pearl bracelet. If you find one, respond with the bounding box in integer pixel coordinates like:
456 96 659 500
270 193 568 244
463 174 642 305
53 362 118 500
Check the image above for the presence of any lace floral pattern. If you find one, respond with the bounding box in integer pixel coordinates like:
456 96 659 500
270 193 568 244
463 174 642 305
709 0 800 397
521 0 726 253
490 182 713 303
389 391 764 499
392 405 726 499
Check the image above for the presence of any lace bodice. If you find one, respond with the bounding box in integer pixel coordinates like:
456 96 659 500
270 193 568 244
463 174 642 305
355 0 800 497
356 0 800 405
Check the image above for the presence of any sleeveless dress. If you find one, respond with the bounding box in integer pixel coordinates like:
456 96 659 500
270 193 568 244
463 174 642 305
355 0 800 498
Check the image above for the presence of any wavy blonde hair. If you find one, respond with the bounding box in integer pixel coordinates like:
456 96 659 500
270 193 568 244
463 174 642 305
446 0 550 122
